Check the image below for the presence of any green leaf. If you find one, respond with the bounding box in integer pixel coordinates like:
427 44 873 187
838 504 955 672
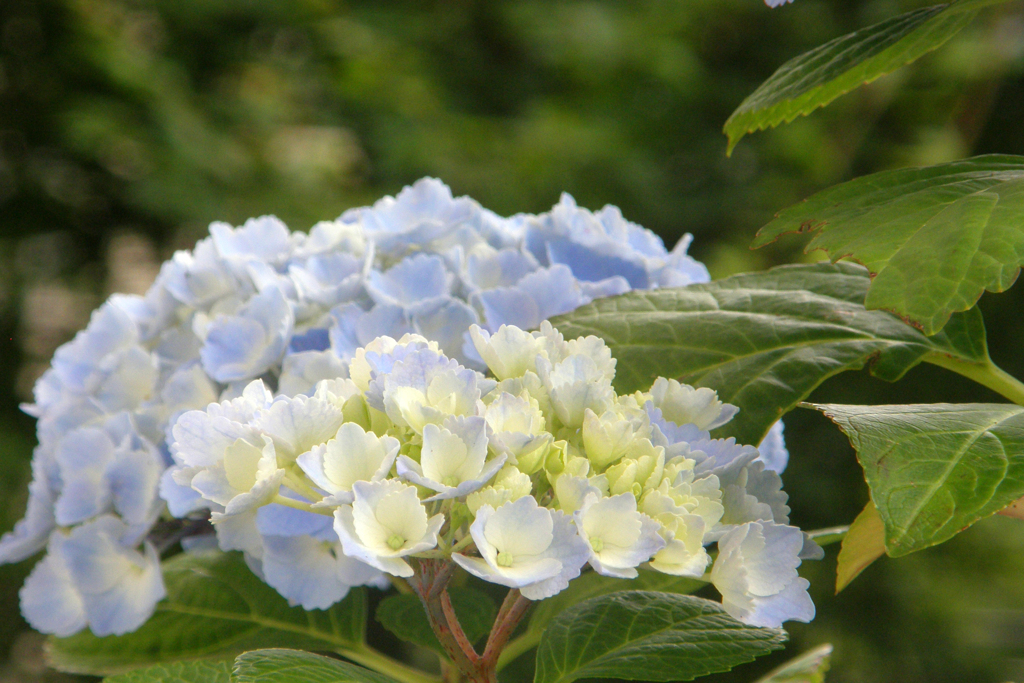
753 643 833 683
527 568 703 638
723 0 1002 153
102 661 232 683
533 591 786 683
835 502 886 593
499 570 706 673
48 551 367 676
550 262 989 445
233 649 400 683
752 155 1024 335
375 587 496 656
812 403 1024 556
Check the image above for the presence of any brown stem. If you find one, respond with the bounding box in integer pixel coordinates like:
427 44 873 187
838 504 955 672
441 588 480 663
481 590 532 672
415 560 478 677
415 564 533 683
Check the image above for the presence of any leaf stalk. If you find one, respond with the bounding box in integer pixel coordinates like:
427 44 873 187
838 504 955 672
926 354 1024 407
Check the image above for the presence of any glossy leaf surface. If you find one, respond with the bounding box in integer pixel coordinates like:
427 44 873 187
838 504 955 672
753 155 1024 334
814 403 1024 556
533 591 786 683
551 263 988 444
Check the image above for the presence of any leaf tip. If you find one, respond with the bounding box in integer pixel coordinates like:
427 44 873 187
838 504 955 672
725 133 742 157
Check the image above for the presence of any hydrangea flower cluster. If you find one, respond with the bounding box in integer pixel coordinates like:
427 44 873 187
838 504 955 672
0 178 790 639
175 325 811 624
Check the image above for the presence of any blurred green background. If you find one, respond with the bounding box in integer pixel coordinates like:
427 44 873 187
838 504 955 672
2 0 1024 680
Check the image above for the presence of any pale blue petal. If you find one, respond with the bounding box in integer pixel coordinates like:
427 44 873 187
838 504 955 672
0 456 57 564
653 234 711 287
201 285 294 382
545 238 649 288
744 462 790 525
474 286 541 332
412 298 479 364
262 535 351 610
19 537 87 636
464 249 538 291
745 577 815 628
257 503 334 540
517 265 586 321
210 216 293 265
330 302 413 361
289 328 331 353
159 467 208 517
756 420 789 473
51 301 138 393
691 438 760 479
366 254 451 308
211 509 263 556
578 276 631 300
108 438 165 525
80 542 166 636
163 238 243 308
54 428 116 526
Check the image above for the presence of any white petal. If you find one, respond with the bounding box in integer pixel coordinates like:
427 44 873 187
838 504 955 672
255 394 344 463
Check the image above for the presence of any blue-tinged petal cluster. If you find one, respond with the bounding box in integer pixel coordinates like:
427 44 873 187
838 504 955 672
2 178 723 636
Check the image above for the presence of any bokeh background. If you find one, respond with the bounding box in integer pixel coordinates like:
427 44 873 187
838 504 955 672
2 0 1024 681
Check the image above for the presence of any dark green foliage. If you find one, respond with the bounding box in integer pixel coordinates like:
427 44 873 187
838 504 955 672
552 263 989 444
375 588 496 656
533 591 786 683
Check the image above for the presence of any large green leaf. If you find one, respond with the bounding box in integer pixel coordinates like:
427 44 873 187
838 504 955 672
551 263 989 445
48 550 368 675
752 155 1024 335
723 0 1004 153
813 403 1024 556
533 591 786 683
233 649 400 683
527 569 703 638
102 661 232 683
498 570 705 672
753 644 833 683
375 587 496 656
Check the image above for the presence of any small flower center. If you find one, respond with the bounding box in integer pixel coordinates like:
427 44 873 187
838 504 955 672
442 475 461 488
386 534 406 550
590 537 604 553
496 551 514 567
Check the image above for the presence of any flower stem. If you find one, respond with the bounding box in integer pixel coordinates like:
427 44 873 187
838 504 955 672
284 468 325 503
271 494 333 517
449 534 475 555
926 354 1024 407
481 590 531 673
414 560 481 679
441 588 479 663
